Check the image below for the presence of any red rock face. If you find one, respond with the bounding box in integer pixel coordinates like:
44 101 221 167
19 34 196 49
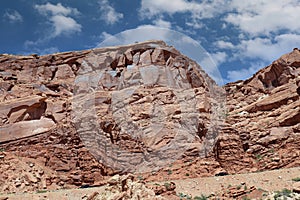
224 48 300 173
72 41 225 174
0 41 300 193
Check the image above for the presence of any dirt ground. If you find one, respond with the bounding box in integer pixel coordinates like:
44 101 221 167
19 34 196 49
0 167 299 200
171 166 300 198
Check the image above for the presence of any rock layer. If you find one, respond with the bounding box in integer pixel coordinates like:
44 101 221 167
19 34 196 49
224 48 300 172
72 41 224 173
0 41 300 193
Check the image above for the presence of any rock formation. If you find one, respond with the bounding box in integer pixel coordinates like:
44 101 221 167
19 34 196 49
0 41 299 194
223 48 300 173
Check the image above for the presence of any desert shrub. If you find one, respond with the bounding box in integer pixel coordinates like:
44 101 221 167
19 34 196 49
292 177 300 182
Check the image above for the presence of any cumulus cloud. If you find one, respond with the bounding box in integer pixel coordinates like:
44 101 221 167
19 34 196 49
100 31 114 41
235 34 300 62
185 18 203 29
139 0 227 19
50 15 82 37
3 10 23 23
34 2 81 38
35 3 80 16
211 52 227 66
225 0 300 36
153 18 172 29
226 62 266 83
222 33 300 82
140 0 300 36
214 40 234 49
99 0 123 25
206 1 300 83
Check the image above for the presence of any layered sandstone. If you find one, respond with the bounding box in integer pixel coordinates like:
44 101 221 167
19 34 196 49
0 41 224 193
224 48 300 172
0 41 299 194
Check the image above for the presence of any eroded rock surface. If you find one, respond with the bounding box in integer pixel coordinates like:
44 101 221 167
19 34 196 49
0 41 224 193
0 41 300 194
224 48 300 173
72 41 224 173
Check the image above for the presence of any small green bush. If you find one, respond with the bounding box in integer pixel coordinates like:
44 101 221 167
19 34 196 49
193 194 208 200
274 188 292 199
36 190 47 193
178 192 192 199
292 177 300 182
241 196 251 200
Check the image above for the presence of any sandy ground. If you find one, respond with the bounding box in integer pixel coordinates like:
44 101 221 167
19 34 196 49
0 167 299 200
171 167 300 197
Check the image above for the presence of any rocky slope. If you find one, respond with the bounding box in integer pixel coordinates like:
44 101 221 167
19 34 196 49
0 41 299 195
224 48 300 172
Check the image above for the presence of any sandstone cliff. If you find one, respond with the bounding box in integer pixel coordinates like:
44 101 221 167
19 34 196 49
0 41 299 193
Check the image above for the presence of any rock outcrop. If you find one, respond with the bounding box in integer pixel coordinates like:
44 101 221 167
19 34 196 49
223 48 300 172
0 41 224 193
0 41 300 194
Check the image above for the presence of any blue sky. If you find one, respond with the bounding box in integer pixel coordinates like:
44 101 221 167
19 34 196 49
1 0 300 84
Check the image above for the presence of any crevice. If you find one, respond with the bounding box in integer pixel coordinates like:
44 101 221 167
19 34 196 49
46 83 60 93
50 67 58 80
45 114 58 124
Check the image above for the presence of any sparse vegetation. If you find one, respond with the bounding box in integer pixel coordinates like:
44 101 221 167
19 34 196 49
36 190 47 193
274 188 292 199
262 192 268 196
257 187 265 192
193 194 208 200
268 148 275 153
241 196 251 200
178 192 192 199
255 154 264 161
292 177 300 182
137 175 144 181
167 169 172 175
164 182 171 190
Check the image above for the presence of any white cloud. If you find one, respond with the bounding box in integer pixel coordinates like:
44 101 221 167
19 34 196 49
99 0 123 25
139 0 228 20
100 31 114 41
50 15 82 37
199 52 226 85
225 0 300 36
186 19 203 29
34 3 81 38
35 3 80 16
226 62 266 83
3 10 23 23
153 18 172 29
140 0 300 37
214 40 234 49
223 33 300 82
235 34 300 62
137 0 300 83
211 52 227 66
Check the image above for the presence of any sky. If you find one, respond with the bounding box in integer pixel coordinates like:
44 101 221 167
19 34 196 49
1 0 300 84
